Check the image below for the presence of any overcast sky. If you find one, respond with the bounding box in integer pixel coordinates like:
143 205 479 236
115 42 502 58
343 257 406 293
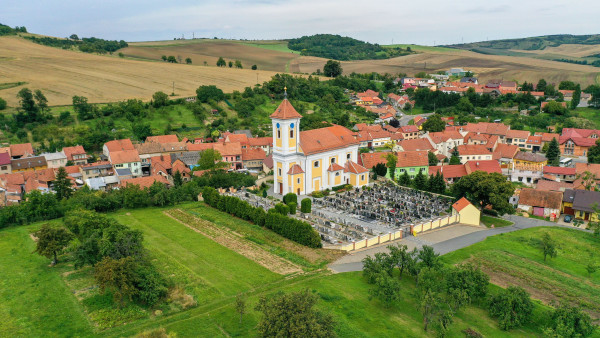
2 0 599 45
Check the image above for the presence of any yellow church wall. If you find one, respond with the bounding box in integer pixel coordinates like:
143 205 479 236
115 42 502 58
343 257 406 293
289 173 304 195
334 173 341 185
276 162 282 182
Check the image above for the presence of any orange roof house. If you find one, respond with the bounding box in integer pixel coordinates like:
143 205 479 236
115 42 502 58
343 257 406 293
9 143 34 159
120 175 170 189
146 135 179 143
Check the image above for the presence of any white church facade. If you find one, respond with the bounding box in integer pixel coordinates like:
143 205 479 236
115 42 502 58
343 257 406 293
271 97 369 195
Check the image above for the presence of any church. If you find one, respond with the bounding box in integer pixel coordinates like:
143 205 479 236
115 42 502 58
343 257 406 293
271 95 369 195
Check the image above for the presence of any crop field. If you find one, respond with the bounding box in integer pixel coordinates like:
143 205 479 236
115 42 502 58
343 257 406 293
443 227 600 320
0 36 281 107
122 39 300 73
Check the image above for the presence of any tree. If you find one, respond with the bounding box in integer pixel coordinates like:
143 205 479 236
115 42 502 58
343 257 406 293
17 88 37 114
132 123 152 141
586 261 598 276
389 118 400 128
571 84 581 109
53 167 73 200
0 97 6 110
234 60 243 68
540 232 558 262
577 171 598 191
386 153 397 180
217 57 226 67
428 152 438 166
173 170 183 187
95 256 138 306
544 303 596 338
373 163 388 177
452 171 515 214
235 294 246 324
323 60 343 77
185 57 192 64
369 272 402 307
449 147 461 165
521 82 534 91
488 286 533 330
417 245 441 270
152 91 169 108
543 101 568 115
537 79 547 93
398 171 411 186
196 85 225 103
197 149 226 170
251 64 257 70
422 114 446 132
69 34 79 40
34 224 73 264
255 289 335 338
167 55 177 63
388 244 416 279
34 89 48 112
588 139 600 164
546 138 560 166
161 55 167 61
457 97 475 113
413 171 428 190
228 61 233 68
72 95 93 120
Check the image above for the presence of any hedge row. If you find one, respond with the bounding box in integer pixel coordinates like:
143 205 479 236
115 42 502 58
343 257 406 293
202 187 322 248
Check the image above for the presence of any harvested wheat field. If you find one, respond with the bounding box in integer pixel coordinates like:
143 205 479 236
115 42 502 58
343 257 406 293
0 36 281 106
122 39 299 72
291 48 600 85
514 44 600 58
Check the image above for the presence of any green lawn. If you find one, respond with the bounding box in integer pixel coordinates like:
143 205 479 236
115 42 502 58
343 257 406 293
3 208 600 337
443 227 600 321
574 107 600 128
481 215 514 228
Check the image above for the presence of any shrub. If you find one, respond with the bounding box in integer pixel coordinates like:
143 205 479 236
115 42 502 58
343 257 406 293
274 203 290 215
283 193 298 205
288 202 297 215
482 209 499 217
0 97 6 110
300 198 312 213
488 286 533 330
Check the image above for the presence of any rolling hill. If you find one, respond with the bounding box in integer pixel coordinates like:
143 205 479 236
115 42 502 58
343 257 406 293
0 36 281 107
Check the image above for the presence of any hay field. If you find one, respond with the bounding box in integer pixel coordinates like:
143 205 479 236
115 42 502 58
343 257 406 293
122 39 299 72
511 44 600 58
291 47 600 85
0 36 281 107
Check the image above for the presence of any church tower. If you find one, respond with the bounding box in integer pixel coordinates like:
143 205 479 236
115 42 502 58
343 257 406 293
271 88 303 194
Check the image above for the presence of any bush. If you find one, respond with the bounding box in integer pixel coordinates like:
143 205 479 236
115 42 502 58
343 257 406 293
0 97 6 110
288 202 297 215
488 286 533 330
283 193 298 205
482 209 499 217
300 198 312 213
202 187 321 248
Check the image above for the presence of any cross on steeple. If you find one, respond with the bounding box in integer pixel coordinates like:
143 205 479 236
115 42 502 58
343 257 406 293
284 86 288 99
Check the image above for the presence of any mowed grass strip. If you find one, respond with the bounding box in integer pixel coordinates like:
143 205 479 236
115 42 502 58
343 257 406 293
481 215 514 228
0 225 93 336
111 207 282 299
443 227 600 318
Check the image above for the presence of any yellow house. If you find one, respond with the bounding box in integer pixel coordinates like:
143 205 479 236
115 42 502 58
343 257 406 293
11 156 48 173
451 197 481 226
513 151 548 171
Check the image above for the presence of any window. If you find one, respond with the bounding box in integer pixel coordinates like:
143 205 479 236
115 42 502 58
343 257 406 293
297 178 300 184
277 130 281 138
314 161 320 168
278 168 282 176
0 166 5 170
361 174 365 180
347 153 351 160
409 168 415 172
335 172 340 176
331 158 336 164
290 129 294 138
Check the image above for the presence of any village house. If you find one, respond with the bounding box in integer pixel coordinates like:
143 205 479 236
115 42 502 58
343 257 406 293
543 166 576 183
505 129 530 148
360 150 429 179
247 137 273 155
80 161 114 180
241 148 267 171
426 130 465 157
399 125 419 139
573 163 600 190
465 160 502 174
461 122 509 142
146 134 179 143
271 97 368 195
559 128 600 157
517 188 562 218
509 151 548 185
40 151 68 169
120 175 170 189
11 156 48 172
535 179 573 192
492 143 519 168
62 145 89 165
396 138 436 153
451 197 481 226
134 141 188 164
429 164 467 184
9 143 34 160
110 150 142 177
569 189 600 221
0 152 12 175
456 144 492 164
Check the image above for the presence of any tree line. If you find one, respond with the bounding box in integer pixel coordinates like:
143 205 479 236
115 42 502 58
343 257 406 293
24 35 128 54
202 187 322 248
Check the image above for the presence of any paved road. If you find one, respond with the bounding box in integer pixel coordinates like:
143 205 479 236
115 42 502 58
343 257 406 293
398 112 434 126
329 215 589 273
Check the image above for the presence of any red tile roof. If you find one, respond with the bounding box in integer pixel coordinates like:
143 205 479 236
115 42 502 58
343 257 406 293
299 125 359 155
247 137 272 147
121 175 169 188
62 145 87 161
344 161 369 174
105 139 134 153
263 154 273 169
241 148 266 161
543 166 575 175
397 138 434 152
9 143 34 157
400 125 419 133
226 134 249 145
518 188 562 209
288 164 304 175
357 89 379 98
506 129 530 139
270 99 302 119
536 180 573 192
0 152 10 165
492 143 519 160
359 152 386 169
462 122 509 136
146 135 179 143
327 163 344 172
396 151 429 167
457 144 491 156
429 165 468 180
452 197 473 212
110 150 141 164
465 160 501 174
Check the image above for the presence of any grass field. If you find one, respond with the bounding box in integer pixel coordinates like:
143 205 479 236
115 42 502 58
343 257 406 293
443 227 600 320
3 205 600 336
0 36 281 107
481 215 514 228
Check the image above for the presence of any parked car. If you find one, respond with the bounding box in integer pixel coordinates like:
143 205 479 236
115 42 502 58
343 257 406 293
564 215 573 223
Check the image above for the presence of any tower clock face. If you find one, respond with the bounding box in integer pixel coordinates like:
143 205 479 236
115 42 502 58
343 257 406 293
276 123 280 128
290 123 295 128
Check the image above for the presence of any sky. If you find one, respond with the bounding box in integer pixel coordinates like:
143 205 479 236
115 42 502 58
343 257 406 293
2 0 599 45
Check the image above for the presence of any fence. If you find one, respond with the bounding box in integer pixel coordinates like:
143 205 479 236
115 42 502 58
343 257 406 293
339 213 460 251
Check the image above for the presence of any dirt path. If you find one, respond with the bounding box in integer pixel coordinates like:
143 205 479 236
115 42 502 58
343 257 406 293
164 209 302 276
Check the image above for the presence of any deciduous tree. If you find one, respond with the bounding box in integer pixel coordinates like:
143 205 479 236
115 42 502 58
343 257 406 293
34 224 73 264
95 256 138 306
422 114 446 132
488 286 533 330
152 91 169 108
386 153 397 180
216 57 226 67
235 294 246 324
544 303 596 338
323 60 343 77
540 232 558 262
197 149 227 170
452 171 514 214
53 167 73 200
428 151 438 166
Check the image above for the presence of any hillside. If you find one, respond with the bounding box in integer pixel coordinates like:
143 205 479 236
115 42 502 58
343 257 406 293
446 34 600 51
124 38 600 86
0 36 280 106
287 34 412 60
